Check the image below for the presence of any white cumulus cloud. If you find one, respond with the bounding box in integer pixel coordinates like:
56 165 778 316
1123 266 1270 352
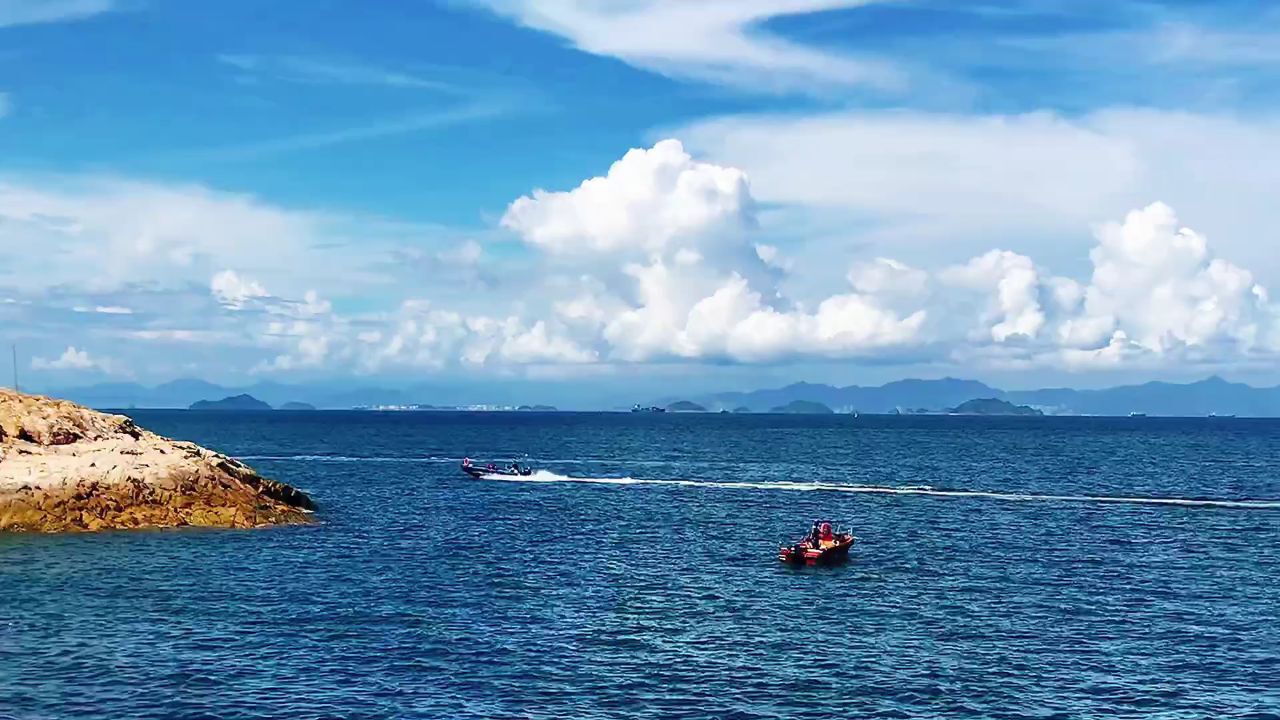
941 250 1047 343
31 345 115 373
503 139 929 363
498 140 1280 370
931 202 1279 369
502 139 756 257
1069 202 1272 355
210 270 269 309
11 137 1280 381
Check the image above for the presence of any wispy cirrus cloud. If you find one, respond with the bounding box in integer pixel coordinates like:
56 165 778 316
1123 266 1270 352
0 0 117 28
466 1 1280 108
177 103 509 162
217 54 462 93
73 305 133 315
465 0 902 95
987 17 1280 72
201 53 543 160
814 2 1280 110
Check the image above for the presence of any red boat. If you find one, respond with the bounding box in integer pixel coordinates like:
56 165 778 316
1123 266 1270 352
778 520 855 565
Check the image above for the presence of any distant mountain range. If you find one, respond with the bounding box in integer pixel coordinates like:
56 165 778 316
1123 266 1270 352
42 379 465 410
37 374 1280 416
43 378 614 411
681 376 1280 417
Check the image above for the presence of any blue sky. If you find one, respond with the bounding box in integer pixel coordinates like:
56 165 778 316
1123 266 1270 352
4 0 1280 399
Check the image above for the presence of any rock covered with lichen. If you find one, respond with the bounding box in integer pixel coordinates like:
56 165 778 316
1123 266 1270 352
0 389 313 532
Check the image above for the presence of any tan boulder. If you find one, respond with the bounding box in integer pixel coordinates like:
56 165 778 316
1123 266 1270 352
0 389 314 533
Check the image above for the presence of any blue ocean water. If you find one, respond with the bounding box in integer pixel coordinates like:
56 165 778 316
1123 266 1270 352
2 412 1279 719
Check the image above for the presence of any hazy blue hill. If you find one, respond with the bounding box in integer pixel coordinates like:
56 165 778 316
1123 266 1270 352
1005 376 1280 416
704 381 836 412
278 401 317 411
54 378 249 409
189 394 272 411
950 398 1043 416
770 400 834 414
698 376 1280 417
666 400 707 412
244 381 307 407
49 374 1280 416
54 380 418 410
48 382 152 408
872 378 999 411
156 378 226 398
705 378 1000 413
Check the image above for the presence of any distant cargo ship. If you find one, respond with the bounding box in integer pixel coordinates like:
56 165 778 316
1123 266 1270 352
1128 411 1147 417
631 404 666 413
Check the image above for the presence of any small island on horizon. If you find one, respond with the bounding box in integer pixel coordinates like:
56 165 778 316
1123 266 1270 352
278 401 317 411
770 400 835 414
948 398 1043 416
189 394 273 411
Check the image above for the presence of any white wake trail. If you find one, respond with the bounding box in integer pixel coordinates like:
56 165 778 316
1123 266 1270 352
478 472 1280 510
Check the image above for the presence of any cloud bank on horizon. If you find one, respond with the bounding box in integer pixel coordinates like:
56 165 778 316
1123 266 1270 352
232 142 1280 373
5 139 1276 379
2 0 1280 386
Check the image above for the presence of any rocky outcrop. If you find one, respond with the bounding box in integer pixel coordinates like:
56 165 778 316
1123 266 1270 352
0 389 313 532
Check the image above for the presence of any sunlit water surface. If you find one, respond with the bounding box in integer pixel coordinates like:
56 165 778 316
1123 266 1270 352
3 412 1278 719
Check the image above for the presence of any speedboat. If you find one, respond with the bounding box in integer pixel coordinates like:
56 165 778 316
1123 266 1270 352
461 457 533 478
778 520 855 565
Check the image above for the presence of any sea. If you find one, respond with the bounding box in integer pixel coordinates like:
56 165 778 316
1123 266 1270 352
2 411 1278 719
